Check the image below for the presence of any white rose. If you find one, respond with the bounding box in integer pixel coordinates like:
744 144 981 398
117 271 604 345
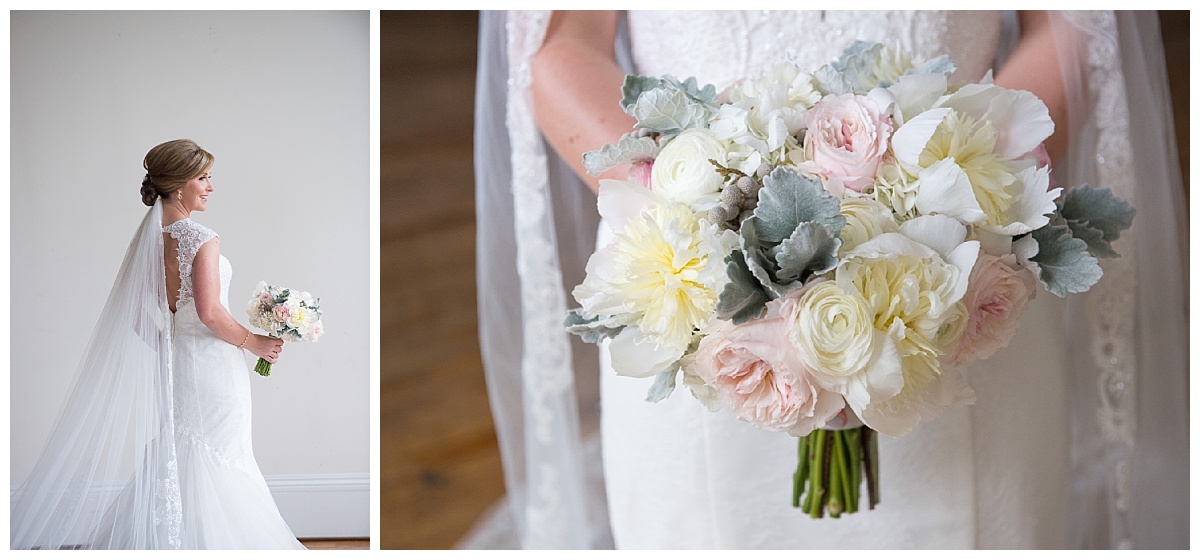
651 128 729 209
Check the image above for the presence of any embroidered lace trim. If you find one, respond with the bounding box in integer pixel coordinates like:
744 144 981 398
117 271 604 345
153 459 182 548
162 219 217 310
1064 10 1138 550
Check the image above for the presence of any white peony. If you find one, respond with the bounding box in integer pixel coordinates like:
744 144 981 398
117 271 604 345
573 180 736 377
892 85 1061 235
834 232 980 436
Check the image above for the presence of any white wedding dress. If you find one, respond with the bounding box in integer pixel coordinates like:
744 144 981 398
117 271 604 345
598 11 1069 549
90 219 304 549
474 9 1188 550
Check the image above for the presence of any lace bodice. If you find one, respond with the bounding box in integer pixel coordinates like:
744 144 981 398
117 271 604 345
163 219 230 310
629 11 1002 91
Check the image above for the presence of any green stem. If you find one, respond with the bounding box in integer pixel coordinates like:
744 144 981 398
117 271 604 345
828 432 844 518
846 428 862 514
819 429 833 518
862 427 879 509
808 429 826 518
839 431 855 516
793 435 809 508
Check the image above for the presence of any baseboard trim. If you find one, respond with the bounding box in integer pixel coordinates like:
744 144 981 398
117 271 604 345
11 472 370 541
267 472 369 539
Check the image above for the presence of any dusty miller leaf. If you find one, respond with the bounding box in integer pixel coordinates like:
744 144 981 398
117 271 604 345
1029 222 1104 297
1058 184 1135 258
751 167 845 244
832 41 887 91
621 74 717 110
645 366 679 403
774 222 842 283
715 250 771 325
630 88 712 134
582 134 661 176
1065 220 1120 259
564 309 624 344
906 54 955 78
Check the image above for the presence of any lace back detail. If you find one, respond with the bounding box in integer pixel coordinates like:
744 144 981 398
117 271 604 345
163 219 218 310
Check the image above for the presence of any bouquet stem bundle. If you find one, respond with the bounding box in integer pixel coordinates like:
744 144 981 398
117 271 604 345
254 356 274 376
793 427 879 517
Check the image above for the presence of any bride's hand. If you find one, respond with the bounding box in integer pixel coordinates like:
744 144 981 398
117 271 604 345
245 334 284 364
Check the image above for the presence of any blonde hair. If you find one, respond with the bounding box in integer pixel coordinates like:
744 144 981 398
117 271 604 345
140 139 215 206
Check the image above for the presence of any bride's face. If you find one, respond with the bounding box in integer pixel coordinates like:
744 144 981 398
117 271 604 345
180 169 214 212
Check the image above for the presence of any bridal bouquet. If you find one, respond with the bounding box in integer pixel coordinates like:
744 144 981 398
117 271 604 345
246 281 324 376
566 42 1134 517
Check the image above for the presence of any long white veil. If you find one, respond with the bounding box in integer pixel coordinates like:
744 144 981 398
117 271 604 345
1050 11 1189 549
11 200 183 549
473 10 1188 549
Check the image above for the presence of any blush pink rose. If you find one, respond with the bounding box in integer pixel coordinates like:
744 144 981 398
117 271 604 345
1022 143 1058 190
952 253 1037 366
628 160 653 189
691 298 844 436
800 93 892 193
273 305 291 324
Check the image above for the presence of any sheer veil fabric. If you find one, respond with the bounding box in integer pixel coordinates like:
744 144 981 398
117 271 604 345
473 10 1187 549
11 200 182 549
11 199 306 550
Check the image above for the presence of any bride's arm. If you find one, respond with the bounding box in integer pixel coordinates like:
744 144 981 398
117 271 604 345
192 239 283 364
531 10 637 194
995 10 1068 164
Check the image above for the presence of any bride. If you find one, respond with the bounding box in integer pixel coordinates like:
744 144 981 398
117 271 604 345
11 140 306 549
475 10 1188 549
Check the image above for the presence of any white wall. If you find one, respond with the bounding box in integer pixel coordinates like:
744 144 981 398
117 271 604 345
9 11 370 537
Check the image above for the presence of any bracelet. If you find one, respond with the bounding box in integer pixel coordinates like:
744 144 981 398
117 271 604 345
237 330 250 349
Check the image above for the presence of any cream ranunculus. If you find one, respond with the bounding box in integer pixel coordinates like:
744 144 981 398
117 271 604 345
650 128 729 209
692 298 844 436
799 92 893 193
837 197 899 256
787 281 903 412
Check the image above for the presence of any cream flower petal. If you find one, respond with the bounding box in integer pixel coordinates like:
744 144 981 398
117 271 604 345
860 363 975 438
597 179 661 233
981 165 1061 236
915 158 987 224
886 73 947 125
842 331 903 417
898 214 967 258
891 107 951 174
944 240 982 306
938 83 1054 159
608 328 683 379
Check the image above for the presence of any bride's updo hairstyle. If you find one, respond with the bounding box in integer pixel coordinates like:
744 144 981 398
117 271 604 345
140 139 215 206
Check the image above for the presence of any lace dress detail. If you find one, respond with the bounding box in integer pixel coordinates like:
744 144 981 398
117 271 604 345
628 11 1001 91
163 219 218 310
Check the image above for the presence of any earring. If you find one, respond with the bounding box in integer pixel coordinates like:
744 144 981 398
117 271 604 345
177 192 183 200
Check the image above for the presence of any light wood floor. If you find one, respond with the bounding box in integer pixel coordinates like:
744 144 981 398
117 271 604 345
301 539 370 550
379 10 1189 550
380 11 500 551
